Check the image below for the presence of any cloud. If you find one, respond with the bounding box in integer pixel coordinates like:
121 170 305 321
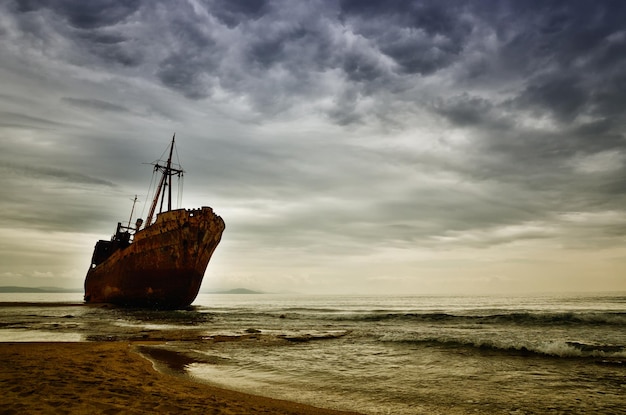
61 97 131 113
0 111 66 129
15 0 142 29
1 0 626 293
339 0 472 75
3 163 116 187
210 0 270 28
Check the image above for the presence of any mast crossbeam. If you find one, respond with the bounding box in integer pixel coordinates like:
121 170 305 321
144 134 184 226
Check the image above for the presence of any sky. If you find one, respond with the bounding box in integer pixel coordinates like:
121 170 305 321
1 0 626 295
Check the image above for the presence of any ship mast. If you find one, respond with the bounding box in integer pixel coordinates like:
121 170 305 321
127 195 138 228
145 134 184 226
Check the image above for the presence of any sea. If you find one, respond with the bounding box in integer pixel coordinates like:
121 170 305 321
0 292 624 415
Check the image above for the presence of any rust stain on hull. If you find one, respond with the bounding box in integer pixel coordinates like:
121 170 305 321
84 206 225 309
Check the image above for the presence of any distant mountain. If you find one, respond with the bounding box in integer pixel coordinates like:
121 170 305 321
206 288 264 294
0 286 82 293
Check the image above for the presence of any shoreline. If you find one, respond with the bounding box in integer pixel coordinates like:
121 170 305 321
0 341 362 415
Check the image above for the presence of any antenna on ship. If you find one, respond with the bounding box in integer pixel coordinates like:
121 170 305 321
145 134 184 226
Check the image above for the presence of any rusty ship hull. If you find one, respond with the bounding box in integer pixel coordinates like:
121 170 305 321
84 206 225 309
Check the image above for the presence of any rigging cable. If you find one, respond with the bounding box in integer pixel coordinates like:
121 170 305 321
173 139 184 208
177 174 184 208
140 166 157 221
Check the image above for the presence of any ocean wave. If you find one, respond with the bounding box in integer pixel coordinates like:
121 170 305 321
382 335 626 360
328 311 626 326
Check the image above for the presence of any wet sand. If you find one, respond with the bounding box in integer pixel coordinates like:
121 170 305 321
0 342 362 415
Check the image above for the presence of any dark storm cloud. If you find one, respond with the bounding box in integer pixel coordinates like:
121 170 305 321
11 0 468 114
6 1 626 181
14 0 141 29
209 0 270 28
431 94 500 128
155 12 221 100
2 0 626 291
75 30 142 67
10 0 144 69
515 76 589 123
8 0 626 124
493 1 626 124
339 0 472 75
422 1 626 223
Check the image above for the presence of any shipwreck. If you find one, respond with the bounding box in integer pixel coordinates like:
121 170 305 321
84 135 225 308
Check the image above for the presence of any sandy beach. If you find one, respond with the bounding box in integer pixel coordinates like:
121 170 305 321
0 342 362 415
2 297 624 415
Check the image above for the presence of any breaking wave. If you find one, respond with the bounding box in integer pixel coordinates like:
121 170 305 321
327 311 626 326
382 335 626 360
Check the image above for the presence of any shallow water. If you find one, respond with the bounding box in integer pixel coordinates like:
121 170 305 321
1 293 624 414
